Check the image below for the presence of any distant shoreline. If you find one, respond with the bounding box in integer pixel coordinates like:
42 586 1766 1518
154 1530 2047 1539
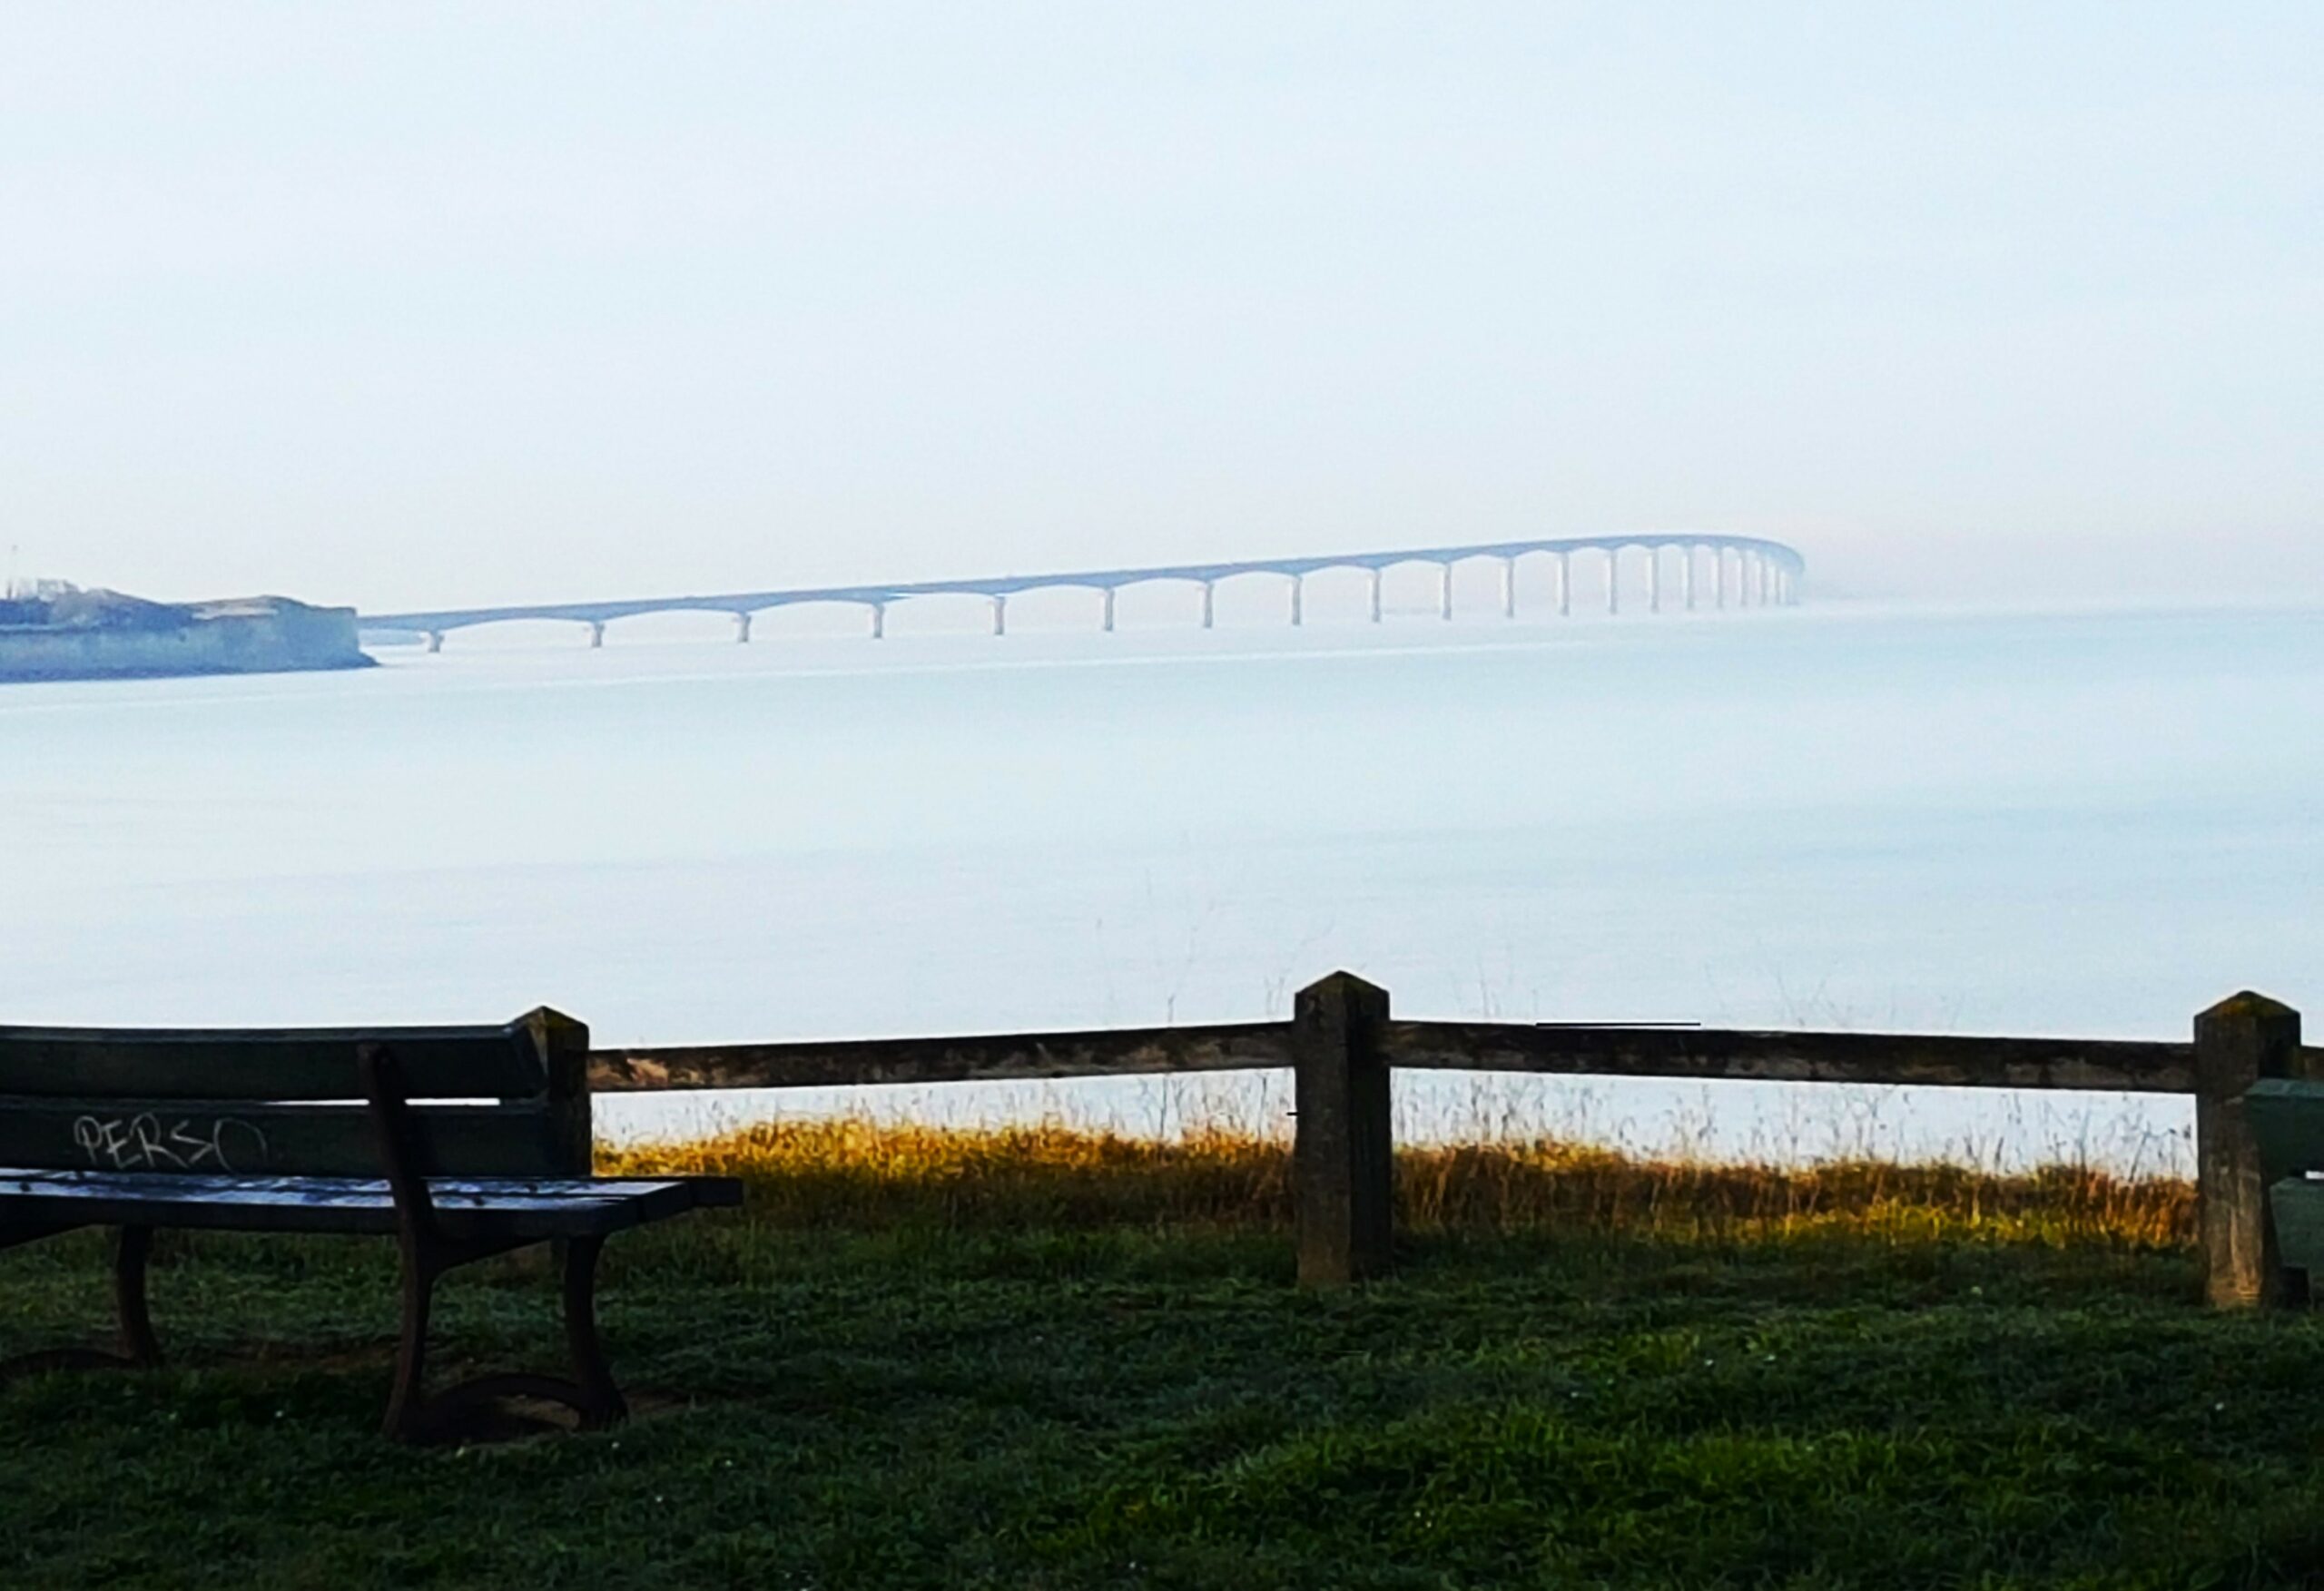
0 655 378 686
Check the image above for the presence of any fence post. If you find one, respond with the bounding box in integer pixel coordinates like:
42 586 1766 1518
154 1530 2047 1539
1293 972 1393 1286
2194 992 2305 1308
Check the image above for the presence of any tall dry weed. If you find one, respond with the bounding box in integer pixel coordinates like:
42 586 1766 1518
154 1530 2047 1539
608 1115 2190 1249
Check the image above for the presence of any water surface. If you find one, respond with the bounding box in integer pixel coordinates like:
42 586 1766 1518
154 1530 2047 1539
5 602 2316 1171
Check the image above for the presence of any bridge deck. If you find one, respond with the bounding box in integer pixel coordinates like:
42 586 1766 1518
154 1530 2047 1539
361 535 1805 635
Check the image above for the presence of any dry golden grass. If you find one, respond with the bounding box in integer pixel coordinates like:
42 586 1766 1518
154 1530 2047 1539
607 1116 2191 1250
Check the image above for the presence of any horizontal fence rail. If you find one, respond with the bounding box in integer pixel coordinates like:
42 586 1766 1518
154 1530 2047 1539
1379 1023 2210 1094
589 1020 2234 1097
589 1023 1292 1092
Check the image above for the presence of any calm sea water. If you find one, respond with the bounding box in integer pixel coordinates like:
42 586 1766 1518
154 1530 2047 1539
5 602 2318 1171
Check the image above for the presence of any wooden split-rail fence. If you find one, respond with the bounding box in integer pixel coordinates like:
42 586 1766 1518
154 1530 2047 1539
586 974 2314 1306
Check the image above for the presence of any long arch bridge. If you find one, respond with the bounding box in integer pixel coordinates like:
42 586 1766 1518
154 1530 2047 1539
361 535 1805 651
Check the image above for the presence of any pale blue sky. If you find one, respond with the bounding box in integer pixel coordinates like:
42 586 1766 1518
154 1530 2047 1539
3 3 2317 609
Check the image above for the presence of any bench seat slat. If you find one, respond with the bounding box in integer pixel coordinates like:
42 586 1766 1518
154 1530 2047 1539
0 1024 547 1103
0 1169 741 1240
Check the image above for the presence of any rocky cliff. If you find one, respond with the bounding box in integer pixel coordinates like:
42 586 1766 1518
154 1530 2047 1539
0 591 374 683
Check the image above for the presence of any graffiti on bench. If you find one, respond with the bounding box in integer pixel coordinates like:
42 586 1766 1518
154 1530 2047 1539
72 1114 270 1174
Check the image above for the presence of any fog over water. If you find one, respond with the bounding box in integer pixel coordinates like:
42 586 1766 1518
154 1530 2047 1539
5 598 2317 1173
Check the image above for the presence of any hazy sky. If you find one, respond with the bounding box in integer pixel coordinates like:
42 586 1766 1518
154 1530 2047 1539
5 3 2318 611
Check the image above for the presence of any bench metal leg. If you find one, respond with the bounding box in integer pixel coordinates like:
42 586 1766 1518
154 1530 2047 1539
561 1236 626 1426
381 1237 627 1443
114 1226 162 1368
381 1250 440 1440
0 1224 164 1382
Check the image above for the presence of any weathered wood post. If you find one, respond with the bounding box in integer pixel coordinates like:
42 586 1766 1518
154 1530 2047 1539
1293 972 1393 1286
526 1007 594 1277
528 1007 596 1177
2195 992 2305 1308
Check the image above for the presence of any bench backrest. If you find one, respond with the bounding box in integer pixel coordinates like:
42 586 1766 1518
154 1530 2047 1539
0 1009 590 1179
2242 1078 2324 1187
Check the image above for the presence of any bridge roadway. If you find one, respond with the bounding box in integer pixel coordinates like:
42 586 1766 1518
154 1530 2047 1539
361 534 1806 651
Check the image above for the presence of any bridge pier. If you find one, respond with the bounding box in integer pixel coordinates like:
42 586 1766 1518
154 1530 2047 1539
734 612 753 644
1367 568 1383 623
587 622 606 649
1556 553 1572 617
426 631 445 654
1501 555 1517 619
1100 587 1117 633
1758 555 1775 606
1438 563 1453 621
1647 548 1662 614
1682 546 1699 611
991 594 1008 637
1200 581 1215 629
1290 574 1304 627
870 602 886 640
1606 549 1620 616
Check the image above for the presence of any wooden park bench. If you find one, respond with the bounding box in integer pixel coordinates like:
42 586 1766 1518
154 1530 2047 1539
0 1009 740 1441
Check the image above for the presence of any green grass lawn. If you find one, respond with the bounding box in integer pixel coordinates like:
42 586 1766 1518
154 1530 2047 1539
3 1134 2319 1588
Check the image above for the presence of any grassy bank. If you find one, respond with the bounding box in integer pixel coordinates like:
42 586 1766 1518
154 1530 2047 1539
5 1124 2320 1589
